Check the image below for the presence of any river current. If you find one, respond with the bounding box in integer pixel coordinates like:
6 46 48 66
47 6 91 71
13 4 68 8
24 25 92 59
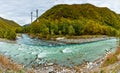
0 34 118 67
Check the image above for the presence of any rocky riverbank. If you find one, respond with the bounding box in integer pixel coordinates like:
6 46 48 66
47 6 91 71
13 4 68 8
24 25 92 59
55 36 115 44
0 46 119 73
1 50 119 73
33 47 120 73
27 34 117 44
33 55 108 73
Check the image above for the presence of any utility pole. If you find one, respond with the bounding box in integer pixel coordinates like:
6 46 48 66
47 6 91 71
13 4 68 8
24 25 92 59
36 9 39 22
31 12 33 24
36 9 38 19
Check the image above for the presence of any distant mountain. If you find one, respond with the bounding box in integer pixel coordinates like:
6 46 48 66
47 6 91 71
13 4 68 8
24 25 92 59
23 24 30 27
25 3 120 38
0 17 21 30
0 17 21 40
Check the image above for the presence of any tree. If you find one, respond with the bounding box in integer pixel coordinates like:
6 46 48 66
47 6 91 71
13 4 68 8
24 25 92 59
4 30 16 40
68 25 75 35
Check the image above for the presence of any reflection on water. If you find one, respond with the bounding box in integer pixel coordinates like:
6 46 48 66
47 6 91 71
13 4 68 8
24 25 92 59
0 34 118 67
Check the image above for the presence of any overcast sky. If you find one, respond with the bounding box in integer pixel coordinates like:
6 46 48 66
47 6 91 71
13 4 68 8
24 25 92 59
0 0 120 25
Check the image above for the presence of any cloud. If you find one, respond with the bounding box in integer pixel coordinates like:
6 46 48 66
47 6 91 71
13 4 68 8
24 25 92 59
0 0 120 25
0 0 55 25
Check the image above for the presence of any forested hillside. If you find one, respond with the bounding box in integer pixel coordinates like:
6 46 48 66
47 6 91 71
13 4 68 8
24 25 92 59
24 3 120 39
0 17 21 40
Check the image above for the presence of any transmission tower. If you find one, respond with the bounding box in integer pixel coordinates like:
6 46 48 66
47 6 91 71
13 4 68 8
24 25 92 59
36 9 38 18
31 12 33 24
36 9 39 22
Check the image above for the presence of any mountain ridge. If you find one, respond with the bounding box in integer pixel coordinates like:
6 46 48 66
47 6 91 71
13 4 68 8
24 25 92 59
0 17 21 40
25 3 120 38
37 3 120 29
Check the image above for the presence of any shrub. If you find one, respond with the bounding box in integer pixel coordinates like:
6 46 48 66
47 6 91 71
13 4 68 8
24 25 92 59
115 47 120 55
102 54 118 67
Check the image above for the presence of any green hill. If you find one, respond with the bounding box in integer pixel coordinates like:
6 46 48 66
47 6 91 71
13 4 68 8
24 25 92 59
0 17 21 40
25 3 120 39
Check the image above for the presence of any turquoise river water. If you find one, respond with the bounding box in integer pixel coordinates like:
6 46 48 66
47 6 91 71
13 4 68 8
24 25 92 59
0 34 118 67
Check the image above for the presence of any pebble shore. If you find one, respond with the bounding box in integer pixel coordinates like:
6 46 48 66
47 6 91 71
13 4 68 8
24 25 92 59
56 36 115 44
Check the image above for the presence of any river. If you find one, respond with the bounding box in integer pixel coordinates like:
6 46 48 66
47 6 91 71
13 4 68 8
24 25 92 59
0 34 118 67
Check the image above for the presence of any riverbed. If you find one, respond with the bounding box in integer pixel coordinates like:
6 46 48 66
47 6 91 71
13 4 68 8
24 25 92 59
0 34 118 67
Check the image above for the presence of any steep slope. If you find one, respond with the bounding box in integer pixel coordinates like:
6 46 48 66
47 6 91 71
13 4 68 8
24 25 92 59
0 17 21 40
38 3 120 29
0 17 21 30
26 3 120 38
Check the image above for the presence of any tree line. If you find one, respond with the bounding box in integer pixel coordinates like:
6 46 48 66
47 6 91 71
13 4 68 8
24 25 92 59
23 18 120 39
0 29 16 40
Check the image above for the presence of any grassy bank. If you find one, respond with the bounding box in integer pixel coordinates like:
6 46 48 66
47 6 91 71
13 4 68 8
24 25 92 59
91 47 120 73
102 47 120 67
0 55 34 73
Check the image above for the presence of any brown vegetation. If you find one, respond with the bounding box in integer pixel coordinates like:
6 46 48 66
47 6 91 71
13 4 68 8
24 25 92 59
102 53 118 67
0 55 34 73
0 55 22 71
102 47 120 67
115 46 120 55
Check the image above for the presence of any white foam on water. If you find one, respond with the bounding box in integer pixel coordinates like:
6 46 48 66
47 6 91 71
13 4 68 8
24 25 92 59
27 52 31 54
4 52 9 56
31 51 38 55
17 36 22 39
18 48 24 51
37 51 56 58
0 42 4 44
62 48 72 53
38 52 47 58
